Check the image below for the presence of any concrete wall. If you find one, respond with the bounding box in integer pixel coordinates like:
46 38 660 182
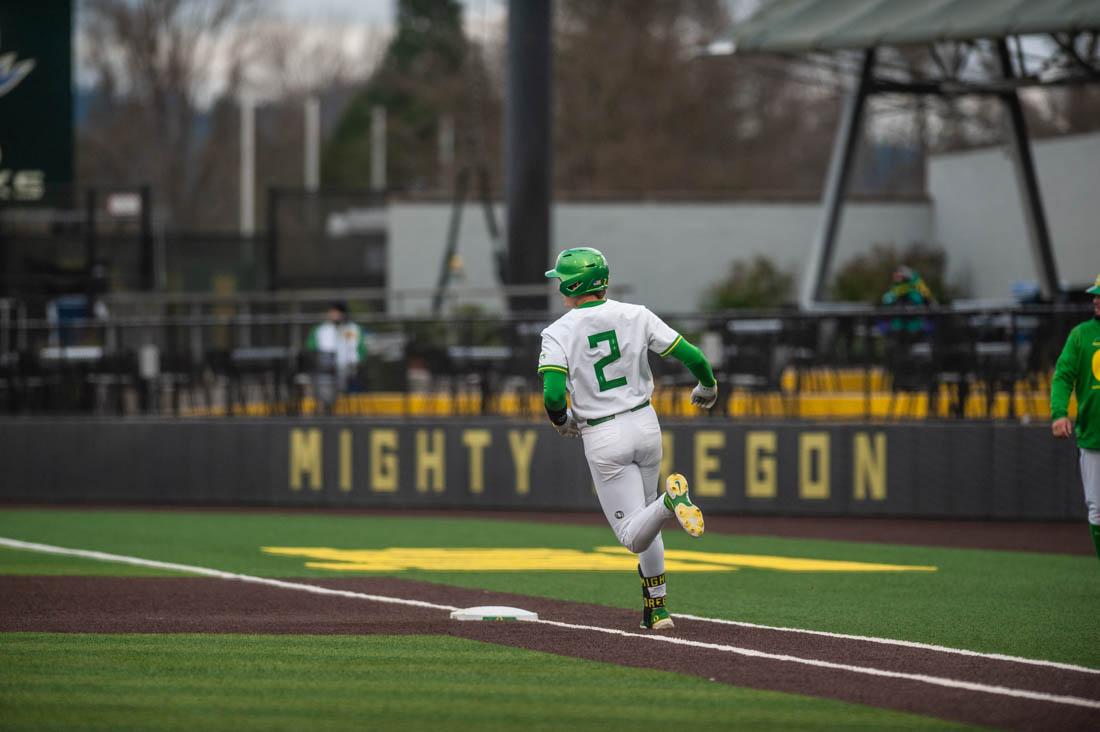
387 131 1098 313
928 131 1100 299
555 202 930 314
388 200 931 314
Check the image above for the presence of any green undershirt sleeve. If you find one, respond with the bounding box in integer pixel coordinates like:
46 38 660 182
1050 329 1078 420
668 338 716 387
542 370 568 411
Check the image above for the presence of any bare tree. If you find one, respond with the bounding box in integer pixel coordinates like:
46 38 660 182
78 0 392 231
322 0 497 192
249 17 386 100
78 0 261 229
553 0 854 196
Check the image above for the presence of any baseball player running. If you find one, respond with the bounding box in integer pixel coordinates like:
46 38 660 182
1051 273 1100 561
539 247 718 629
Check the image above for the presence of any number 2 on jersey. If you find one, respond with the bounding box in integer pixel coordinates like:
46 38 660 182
588 330 628 391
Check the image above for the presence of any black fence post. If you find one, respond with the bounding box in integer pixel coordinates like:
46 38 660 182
139 185 154 290
84 189 97 307
1009 310 1018 420
267 188 279 291
862 315 871 421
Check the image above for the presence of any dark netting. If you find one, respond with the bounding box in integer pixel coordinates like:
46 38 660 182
270 189 387 289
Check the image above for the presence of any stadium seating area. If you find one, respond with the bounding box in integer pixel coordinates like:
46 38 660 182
0 298 1083 421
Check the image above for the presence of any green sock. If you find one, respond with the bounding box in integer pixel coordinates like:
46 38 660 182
1090 524 1100 561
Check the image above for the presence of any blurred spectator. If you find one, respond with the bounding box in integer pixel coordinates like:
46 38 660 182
306 302 368 412
47 295 109 348
882 266 937 308
406 355 432 394
877 266 939 416
1011 280 1042 305
880 266 936 337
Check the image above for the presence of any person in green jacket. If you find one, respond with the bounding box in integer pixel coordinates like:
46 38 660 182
882 265 937 308
1051 274 1100 560
881 265 937 336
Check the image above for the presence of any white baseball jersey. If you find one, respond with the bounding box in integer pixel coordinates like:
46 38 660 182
538 299 681 421
307 321 367 371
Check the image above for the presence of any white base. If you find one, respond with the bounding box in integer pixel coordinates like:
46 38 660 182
449 605 539 622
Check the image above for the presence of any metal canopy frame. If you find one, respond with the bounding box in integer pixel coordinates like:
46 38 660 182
797 32 1100 308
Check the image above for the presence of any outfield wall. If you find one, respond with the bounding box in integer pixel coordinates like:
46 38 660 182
0 419 1085 520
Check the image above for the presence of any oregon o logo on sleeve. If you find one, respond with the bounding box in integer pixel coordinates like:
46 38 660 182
1092 349 1100 381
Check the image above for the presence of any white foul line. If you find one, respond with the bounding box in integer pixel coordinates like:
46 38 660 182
534 618 1100 711
0 537 457 612
674 613 1100 676
1 536 1098 712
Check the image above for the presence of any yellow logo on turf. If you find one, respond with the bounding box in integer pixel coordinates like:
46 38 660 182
261 546 937 573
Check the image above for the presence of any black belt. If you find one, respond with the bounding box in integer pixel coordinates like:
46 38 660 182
585 399 651 426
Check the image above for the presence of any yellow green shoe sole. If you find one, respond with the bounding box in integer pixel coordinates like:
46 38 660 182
666 473 704 538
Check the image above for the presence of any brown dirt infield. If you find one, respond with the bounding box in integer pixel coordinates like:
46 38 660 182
3 575 1097 731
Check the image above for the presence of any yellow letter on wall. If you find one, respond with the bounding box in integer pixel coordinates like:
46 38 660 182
508 430 537 495
745 431 777 498
462 430 492 494
370 429 398 493
853 432 887 500
694 431 725 497
415 429 446 494
339 429 352 492
290 428 322 491
799 432 830 500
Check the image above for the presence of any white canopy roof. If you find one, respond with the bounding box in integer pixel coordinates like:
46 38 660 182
731 0 1100 53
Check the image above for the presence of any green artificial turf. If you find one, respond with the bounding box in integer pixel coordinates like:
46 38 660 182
0 633 974 732
0 508 1096 667
0 546 185 577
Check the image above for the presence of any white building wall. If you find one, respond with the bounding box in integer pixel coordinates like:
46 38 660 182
388 203 510 314
389 200 931 314
928 131 1100 299
388 132 1098 314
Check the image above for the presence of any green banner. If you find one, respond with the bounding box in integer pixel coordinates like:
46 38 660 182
0 0 73 201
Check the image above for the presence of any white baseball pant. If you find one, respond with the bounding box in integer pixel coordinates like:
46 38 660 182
1080 448 1100 525
581 405 671 578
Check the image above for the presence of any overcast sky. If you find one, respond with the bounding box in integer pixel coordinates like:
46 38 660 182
74 0 507 102
278 0 506 40
75 0 743 103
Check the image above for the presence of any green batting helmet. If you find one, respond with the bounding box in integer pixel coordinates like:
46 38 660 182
1087 273 1100 295
544 247 610 297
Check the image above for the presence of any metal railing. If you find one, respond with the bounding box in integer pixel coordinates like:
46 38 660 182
0 298 1088 420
